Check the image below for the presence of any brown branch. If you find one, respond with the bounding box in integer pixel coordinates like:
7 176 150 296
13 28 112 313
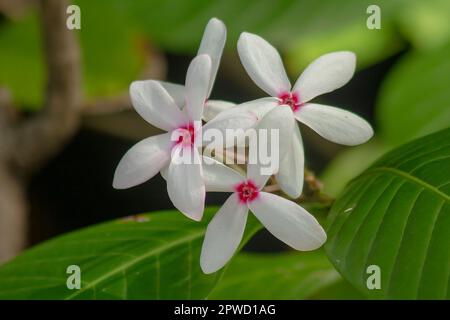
0 0 81 262
10 0 82 175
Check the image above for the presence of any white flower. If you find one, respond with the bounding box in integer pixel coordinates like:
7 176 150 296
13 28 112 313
156 17 236 122
210 32 374 198
200 157 327 274
113 54 256 221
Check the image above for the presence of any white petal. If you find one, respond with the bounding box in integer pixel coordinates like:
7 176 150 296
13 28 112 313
238 97 279 121
113 133 171 189
160 165 168 180
129 80 187 131
158 81 186 108
237 32 291 96
185 54 211 121
202 156 245 192
276 123 304 198
249 192 327 251
198 18 227 97
295 103 373 146
202 107 258 147
200 194 248 274
293 51 356 103
167 147 205 221
247 105 295 187
203 99 236 122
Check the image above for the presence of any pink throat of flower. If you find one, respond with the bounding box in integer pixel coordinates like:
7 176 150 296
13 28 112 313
176 123 195 146
278 92 303 112
235 180 259 203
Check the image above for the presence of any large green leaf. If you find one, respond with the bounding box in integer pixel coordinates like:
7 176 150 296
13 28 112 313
377 42 450 146
325 128 450 299
209 251 364 299
0 207 261 299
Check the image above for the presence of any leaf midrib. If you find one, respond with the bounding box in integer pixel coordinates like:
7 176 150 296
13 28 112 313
64 229 205 300
358 166 450 202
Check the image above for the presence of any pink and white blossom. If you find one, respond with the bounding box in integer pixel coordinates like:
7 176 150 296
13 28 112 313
113 54 256 221
200 157 327 274
209 32 374 199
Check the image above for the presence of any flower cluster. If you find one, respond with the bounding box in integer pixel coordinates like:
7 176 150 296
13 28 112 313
113 18 373 274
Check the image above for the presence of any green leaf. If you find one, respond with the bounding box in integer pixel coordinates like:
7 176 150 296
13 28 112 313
209 251 364 299
325 128 450 299
0 207 261 299
377 42 450 146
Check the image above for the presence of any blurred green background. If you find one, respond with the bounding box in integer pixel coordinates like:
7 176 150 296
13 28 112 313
1 0 449 249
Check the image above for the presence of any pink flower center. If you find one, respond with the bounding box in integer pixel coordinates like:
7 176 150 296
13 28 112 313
176 123 195 147
235 180 259 203
278 92 303 112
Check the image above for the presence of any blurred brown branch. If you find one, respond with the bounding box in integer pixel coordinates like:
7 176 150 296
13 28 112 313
0 0 81 263
0 0 166 263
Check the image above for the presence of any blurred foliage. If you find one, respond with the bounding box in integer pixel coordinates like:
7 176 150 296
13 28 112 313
326 128 450 299
3 0 449 110
321 141 388 197
0 14 44 108
322 40 450 196
0 0 145 110
397 0 450 50
377 41 450 146
125 0 404 69
209 251 364 299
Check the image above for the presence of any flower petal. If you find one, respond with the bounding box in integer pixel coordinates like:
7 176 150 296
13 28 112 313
237 32 291 96
295 103 373 146
129 80 188 131
198 18 226 97
160 165 168 180
167 147 205 221
185 54 212 121
113 133 171 189
275 123 304 198
238 97 279 121
203 99 236 122
249 192 327 251
200 193 248 274
247 105 295 188
202 156 245 192
293 51 356 103
158 81 186 108
202 107 258 147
